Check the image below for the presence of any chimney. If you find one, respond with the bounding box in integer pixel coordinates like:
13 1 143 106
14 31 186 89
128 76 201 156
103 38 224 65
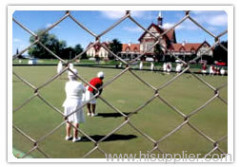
157 11 163 27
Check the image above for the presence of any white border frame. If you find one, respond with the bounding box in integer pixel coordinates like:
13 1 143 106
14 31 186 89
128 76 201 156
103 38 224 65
8 5 234 163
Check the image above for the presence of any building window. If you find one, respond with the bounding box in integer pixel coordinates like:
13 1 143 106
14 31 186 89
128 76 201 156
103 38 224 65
145 41 154 52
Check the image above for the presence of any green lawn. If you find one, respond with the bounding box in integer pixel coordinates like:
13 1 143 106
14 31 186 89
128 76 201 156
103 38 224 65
13 58 223 72
12 66 227 158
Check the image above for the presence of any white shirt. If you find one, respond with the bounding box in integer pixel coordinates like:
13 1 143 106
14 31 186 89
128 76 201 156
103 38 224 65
163 63 167 71
139 61 143 70
220 68 225 75
63 80 86 107
176 64 181 72
150 62 154 70
57 61 63 74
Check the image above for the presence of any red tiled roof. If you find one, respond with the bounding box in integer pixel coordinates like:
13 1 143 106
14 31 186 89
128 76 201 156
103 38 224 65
170 43 201 51
122 43 140 52
165 28 175 42
169 41 210 52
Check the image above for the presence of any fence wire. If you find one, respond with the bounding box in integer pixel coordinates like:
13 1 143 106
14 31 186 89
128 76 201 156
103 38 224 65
12 10 228 158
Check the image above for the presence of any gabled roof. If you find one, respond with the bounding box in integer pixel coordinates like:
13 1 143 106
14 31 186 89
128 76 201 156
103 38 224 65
86 42 110 52
122 43 140 52
170 43 201 51
169 41 211 52
138 23 176 43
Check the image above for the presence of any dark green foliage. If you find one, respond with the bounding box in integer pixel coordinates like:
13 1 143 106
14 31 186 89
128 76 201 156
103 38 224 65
109 39 122 60
28 29 85 59
213 41 228 64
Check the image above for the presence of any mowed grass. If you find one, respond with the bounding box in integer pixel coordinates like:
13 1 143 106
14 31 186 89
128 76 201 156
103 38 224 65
12 66 228 158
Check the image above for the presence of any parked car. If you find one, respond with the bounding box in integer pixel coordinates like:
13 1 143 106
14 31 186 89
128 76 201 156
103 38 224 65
88 57 96 61
146 57 154 62
215 61 226 66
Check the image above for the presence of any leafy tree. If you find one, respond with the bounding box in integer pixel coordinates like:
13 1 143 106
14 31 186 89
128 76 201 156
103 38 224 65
74 44 87 59
74 44 83 55
213 41 228 64
109 39 122 60
61 44 86 60
28 29 87 60
61 47 75 59
154 43 164 62
28 29 66 59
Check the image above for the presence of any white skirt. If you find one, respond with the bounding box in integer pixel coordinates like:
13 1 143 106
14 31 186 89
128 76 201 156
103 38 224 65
84 90 97 104
63 99 85 123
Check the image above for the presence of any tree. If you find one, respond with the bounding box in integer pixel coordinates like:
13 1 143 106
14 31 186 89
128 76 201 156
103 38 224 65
154 43 164 62
109 39 122 60
74 44 87 59
61 47 75 59
213 41 228 64
60 44 86 60
28 29 87 60
28 29 66 59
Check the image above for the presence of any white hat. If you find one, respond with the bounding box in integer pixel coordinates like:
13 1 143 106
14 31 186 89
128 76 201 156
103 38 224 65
68 68 78 76
69 63 74 70
97 71 104 78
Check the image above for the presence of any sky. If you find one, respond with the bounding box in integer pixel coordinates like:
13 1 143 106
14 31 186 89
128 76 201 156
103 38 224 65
12 10 228 55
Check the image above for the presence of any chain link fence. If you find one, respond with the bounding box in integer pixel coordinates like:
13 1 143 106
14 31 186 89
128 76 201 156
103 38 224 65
12 10 227 158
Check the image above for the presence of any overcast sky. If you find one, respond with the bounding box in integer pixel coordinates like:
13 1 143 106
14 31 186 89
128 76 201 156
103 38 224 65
12 10 228 55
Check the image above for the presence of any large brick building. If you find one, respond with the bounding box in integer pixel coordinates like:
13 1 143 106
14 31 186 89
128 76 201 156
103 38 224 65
138 12 176 55
87 12 213 61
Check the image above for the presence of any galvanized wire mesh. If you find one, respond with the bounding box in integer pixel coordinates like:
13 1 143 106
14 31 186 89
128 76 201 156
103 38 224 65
12 10 228 158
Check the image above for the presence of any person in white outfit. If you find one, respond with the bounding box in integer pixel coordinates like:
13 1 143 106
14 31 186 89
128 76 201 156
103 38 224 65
163 63 167 72
150 62 154 71
69 63 74 70
57 61 63 74
175 63 182 73
62 68 86 142
220 68 225 76
119 62 122 68
139 61 143 70
209 65 215 76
